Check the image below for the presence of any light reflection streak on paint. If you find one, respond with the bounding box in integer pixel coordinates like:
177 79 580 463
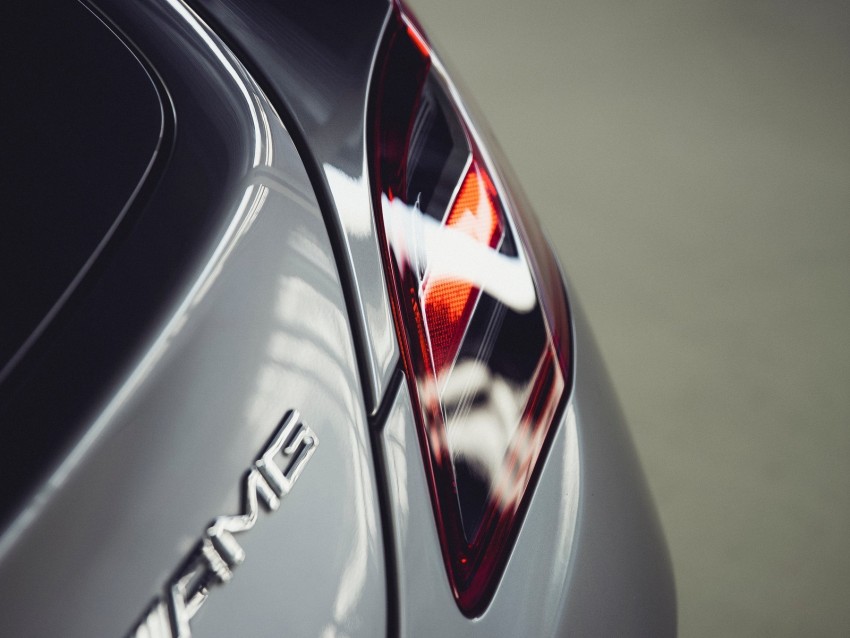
165 0 265 167
323 163 399 407
245 238 374 635
323 164 372 238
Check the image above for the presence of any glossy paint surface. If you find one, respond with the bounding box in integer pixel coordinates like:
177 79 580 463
559 303 676 634
0 1 386 635
193 0 399 413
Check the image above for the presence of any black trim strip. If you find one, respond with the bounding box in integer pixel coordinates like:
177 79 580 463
367 366 404 638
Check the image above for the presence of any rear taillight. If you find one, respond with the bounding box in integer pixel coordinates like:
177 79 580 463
368 5 572 616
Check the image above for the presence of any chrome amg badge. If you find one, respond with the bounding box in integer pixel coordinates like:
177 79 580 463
130 410 317 638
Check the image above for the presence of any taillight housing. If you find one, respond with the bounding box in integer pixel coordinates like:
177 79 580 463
368 4 572 616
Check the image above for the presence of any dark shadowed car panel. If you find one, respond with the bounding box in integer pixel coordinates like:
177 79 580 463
0 1 164 527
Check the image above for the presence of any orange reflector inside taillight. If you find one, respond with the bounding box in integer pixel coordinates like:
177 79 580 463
422 163 503 375
444 165 501 243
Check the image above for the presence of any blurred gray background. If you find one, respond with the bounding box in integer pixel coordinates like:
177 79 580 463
411 0 850 635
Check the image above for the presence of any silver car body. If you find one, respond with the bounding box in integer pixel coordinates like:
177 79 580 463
0 0 674 635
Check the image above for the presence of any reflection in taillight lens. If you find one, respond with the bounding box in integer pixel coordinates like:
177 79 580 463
369 5 572 616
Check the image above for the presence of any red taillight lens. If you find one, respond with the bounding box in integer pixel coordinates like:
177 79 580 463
369 5 572 616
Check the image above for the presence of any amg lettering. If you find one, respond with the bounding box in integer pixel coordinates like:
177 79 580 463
130 410 317 638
